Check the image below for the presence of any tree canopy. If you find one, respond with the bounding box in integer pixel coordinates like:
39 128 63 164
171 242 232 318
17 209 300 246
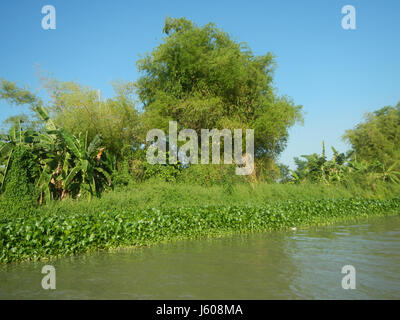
343 102 400 167
42 78 140 159
136 17 303 159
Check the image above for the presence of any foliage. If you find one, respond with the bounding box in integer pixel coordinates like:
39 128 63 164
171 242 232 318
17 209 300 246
42 78 140 159
0 78 39 108
1 114 42 134
0 120 38 190
290 141 400 187
0 145 40 215
343 102 400 169
98 179 400 208
112 146 184 184
1 197 399 263
178 163 241 187
136 17 303 160
37 129 113 201
0 81 113 203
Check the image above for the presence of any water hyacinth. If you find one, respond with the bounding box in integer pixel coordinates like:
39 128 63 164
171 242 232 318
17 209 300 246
1 197 399 263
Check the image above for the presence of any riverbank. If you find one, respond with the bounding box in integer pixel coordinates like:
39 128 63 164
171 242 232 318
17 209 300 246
1 196 399 263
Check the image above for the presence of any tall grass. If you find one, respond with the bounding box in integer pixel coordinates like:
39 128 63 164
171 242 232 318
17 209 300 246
53 179 400 211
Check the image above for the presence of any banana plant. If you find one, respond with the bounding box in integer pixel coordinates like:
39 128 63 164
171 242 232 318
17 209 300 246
288 169 301 184
35 132 66 203
56 129 112 199
33 105 112 201
373 162 400 184
320 147 349 184
1 82 113 202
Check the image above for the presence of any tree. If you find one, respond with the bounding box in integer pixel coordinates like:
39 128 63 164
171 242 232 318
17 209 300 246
42 78 140 160
135 17 303 161
0 78 38 108
343 102 400 168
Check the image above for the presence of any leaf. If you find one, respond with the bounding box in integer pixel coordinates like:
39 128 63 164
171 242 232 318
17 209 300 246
33 105 57 131
0 143 13 159
82 160 89 173
58 128 81 158
64 166 81 189
95 167 112 182
87 134 102 157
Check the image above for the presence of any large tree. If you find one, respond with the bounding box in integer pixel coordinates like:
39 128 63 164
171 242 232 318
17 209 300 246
135 17 303 160
343 102 400 167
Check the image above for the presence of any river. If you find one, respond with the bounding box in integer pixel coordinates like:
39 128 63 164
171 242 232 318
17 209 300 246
1 215 399 299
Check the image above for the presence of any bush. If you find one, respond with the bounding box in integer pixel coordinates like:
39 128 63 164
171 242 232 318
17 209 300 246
178 164 244 187
0 145 39 215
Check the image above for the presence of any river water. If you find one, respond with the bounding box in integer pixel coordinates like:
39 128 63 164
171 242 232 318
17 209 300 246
1 215 399 299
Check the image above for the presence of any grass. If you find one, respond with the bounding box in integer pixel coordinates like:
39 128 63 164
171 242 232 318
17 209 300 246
1 181 400 263
80 179 400 209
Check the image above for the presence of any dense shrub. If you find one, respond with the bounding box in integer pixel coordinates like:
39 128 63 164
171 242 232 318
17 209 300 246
0 145 39 215
177 164 243 187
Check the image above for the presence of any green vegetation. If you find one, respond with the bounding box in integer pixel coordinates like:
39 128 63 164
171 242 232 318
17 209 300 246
1 196 399 263
0 145 39 215
136 17 303 163
0 92 113 202
91 180 400 209
290 141 400 187
343 102 400 169
42 79 140 160
0 17 399 263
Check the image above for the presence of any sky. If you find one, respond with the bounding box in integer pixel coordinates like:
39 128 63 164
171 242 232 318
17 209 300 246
0 0 399 168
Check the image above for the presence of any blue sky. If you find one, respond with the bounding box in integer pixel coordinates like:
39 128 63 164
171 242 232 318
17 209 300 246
0 0 399 168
